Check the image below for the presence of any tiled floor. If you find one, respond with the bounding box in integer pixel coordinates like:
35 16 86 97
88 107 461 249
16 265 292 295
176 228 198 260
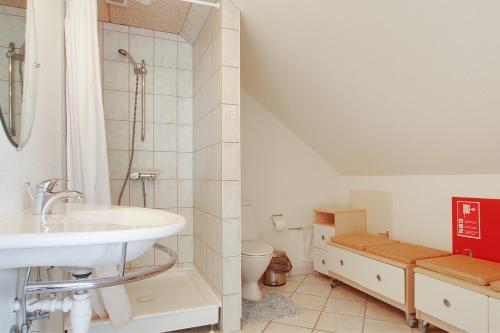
175 272 447 333
241 273 447 333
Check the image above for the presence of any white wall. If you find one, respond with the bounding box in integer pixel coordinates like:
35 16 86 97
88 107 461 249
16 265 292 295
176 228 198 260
341 175 500 251
242 92 500 264
241 91 342 273
235 0 500 176
0 0 65 331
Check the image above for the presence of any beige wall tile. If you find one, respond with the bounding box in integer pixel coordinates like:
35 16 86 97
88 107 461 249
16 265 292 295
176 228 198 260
222 180 241 218
102 60 129 91
221 0 240 31
222 142 241 180
222 219 240 257
221 66 239 104
221 293 242 332
221 28 240 67
223 256 240 295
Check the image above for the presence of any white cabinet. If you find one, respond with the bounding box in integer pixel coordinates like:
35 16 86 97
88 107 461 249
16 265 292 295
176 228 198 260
415 273 489 333
313 223 334 275
313 248 328 275
489 297 500 333
313 224 335 250
312 207 366 275
328 245 405 304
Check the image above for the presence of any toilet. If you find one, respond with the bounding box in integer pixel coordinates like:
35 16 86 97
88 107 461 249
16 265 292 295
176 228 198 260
241 205 274 301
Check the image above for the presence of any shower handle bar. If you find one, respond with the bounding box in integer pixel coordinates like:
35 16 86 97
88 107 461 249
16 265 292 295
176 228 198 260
7 42 16 136
141 59 145 141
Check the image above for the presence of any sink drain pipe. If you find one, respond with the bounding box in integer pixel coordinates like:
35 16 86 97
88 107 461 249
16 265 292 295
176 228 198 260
12 243 177 333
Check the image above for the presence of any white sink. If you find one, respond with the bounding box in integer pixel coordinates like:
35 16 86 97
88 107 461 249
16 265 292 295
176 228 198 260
0 204 186 269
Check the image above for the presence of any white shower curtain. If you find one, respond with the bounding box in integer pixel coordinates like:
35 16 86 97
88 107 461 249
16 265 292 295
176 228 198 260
65 0 110 204
65 0 133 329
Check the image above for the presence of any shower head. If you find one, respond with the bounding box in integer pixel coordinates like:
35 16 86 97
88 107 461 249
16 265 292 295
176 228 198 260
118 48 138 66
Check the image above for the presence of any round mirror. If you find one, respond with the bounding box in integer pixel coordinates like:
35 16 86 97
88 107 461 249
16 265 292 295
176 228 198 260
0 0 38 149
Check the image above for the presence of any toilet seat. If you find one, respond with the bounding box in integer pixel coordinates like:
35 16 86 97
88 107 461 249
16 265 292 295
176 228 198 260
242 240 273 257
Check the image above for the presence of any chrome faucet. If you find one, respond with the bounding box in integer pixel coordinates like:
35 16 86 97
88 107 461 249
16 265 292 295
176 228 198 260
26 178 84 215
41 191 84 218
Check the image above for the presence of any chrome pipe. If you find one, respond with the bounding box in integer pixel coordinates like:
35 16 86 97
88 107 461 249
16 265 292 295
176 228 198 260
118 243 128 277
24 244 176 294
7 42 15 136
21 267 32 331
141 59 145 141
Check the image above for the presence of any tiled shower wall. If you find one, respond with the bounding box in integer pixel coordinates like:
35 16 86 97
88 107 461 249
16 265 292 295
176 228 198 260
98 22 194 269
193 1 241 331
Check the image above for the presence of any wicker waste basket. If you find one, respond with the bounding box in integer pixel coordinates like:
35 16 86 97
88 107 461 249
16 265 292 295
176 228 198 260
263 250 293 286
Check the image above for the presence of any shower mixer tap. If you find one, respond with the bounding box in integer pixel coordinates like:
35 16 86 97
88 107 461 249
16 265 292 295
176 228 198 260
129 170 159 181
129 170 159 208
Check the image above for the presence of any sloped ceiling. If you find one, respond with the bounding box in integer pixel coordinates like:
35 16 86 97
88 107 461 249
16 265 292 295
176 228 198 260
0 0 26 8
233 0 500 175
97 0 191 34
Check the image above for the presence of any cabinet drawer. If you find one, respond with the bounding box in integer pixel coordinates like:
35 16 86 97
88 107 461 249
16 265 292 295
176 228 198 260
490 297 500 333
328 245 405 304
361 258 405 304
313 224 335 249
327 245 364 285
415 273 488 333
313 248 328 275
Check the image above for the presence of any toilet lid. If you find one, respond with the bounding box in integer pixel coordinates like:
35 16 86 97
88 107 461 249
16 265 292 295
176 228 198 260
242 240 273 256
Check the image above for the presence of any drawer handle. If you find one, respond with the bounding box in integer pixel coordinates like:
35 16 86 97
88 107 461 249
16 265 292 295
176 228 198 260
321 259 326 265
376 274 382 282
321 235 325 240
443 298 451 308
340 259 344 266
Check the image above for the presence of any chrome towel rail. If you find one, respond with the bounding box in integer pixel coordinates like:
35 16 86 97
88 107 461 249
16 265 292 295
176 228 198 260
24 243 177 294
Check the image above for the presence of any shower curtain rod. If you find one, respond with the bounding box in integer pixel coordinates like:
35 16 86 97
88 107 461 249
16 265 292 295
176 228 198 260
179 0 220 8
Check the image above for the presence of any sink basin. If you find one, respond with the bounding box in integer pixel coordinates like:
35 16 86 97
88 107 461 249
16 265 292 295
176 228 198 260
0 204 186 269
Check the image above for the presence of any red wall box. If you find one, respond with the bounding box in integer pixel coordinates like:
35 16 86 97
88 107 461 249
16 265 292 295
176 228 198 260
452 197 500 263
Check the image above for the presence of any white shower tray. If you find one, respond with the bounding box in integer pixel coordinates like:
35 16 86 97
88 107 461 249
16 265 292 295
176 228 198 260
87 268 221 333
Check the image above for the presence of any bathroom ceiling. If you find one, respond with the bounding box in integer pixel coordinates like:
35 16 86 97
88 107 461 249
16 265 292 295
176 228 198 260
97 0 191 34
234 0 500 175
0 0 26 8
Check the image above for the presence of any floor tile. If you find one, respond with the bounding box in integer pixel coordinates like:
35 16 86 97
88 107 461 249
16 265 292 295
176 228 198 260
242 321 269 333
295 282 332 297
264 323 312 333
273 309 321 329
288 274 308 283
314 312 363 333
365 299 406 324
303 274 331 285
323 298 365 317
363 318 412 333
330 284 367 302
290 293 328 311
